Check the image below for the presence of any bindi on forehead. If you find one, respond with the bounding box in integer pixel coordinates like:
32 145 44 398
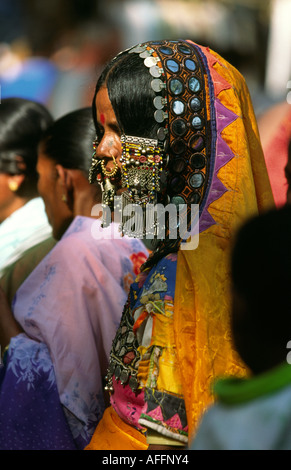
100 113 105 125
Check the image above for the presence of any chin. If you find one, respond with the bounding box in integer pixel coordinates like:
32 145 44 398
52 222 66 241
55 217 74 240
52 228 62 241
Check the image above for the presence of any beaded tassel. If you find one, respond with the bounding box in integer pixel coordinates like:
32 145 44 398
88 138 102 184
119 134 164 238
120 135 163 206
89 138 117 227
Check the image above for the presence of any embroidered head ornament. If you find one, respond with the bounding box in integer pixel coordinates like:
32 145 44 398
89 40 237 265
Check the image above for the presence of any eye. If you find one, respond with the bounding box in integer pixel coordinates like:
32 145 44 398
96 125 104 141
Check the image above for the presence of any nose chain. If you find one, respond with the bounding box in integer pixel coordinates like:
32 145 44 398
89 138 120 182
88 138 102 184
100 155 119 177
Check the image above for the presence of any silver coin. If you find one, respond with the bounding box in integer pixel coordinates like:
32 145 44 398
151 78 166 92
139 50 151 59
129 45 146 54
150 65 163 78
157 127 168 141
154 109 167 123
153 96 166 110
144 56 159 67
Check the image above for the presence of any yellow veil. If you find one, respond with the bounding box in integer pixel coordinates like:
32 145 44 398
86 42 274 450
175 44 274 440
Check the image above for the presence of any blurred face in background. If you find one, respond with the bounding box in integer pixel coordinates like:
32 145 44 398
0 173 14 222
36 145 72 240
0 170 25 222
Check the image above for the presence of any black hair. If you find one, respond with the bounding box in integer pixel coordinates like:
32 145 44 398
41 107 96 175
0 97 53 197
92 51 159 139
231 205 291 374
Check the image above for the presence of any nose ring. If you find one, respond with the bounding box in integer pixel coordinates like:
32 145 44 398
101 155 118 177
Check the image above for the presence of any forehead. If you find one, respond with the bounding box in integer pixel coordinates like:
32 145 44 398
95 87 115 120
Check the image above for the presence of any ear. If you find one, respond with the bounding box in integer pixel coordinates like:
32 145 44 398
55 164 74 209
8 174 25 193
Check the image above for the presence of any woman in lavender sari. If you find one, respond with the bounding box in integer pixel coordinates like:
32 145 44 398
0 108 148 450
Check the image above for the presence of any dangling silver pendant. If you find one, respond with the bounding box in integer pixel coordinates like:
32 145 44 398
88 156 102 185
101 178 116 227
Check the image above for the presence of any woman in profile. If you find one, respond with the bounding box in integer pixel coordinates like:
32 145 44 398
86 39 274 450
0 98 53 276
0 97 54 296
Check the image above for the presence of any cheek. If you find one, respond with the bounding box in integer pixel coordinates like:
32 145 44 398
37 176 55 219
37 176 52 209
37 176 45 198
0 177 10 201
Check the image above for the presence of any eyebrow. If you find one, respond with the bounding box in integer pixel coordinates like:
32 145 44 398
97 117 120 135
110 122 121 134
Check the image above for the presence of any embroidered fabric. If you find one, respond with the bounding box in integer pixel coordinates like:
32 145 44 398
0 216 148 449
0 335 78 450
86 39 274 450
107 253 187 442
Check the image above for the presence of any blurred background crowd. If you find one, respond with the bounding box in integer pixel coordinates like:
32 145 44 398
1 0 291 451
0 0 290 119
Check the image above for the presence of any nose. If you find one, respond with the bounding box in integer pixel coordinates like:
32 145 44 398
95 134 122 172
96 135 110 159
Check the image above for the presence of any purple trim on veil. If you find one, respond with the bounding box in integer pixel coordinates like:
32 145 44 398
200 98 238 232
